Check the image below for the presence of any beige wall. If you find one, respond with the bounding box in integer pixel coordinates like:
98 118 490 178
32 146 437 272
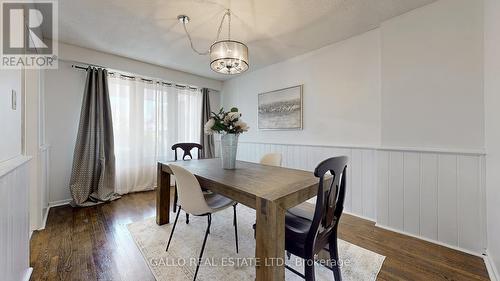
223 29 382 147
485 0 500 278
380 0 484 150
0 69 23 163
222 0 484 153
59 42 222 91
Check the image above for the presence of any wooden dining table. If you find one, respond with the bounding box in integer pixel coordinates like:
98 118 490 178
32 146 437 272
156 158 320 281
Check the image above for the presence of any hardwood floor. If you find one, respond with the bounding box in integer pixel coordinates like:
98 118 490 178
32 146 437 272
30 190 490 281
340 216 489 281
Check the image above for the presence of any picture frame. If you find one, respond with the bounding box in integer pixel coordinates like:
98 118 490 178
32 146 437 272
258 85 303 130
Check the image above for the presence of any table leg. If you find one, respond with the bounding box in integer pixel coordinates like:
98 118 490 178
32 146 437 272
156 163 170 225
255 198 286 281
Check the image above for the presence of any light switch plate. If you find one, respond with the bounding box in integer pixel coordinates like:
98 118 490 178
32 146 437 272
11 90 17 110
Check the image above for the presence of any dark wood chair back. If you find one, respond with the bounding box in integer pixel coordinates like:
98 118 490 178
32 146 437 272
171 143 203 160
308 156 348 253
171 143 204 217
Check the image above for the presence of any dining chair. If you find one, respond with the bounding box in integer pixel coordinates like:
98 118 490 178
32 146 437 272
284 156 348 281
166 164 239 281
172 143 203 222
260 153 282 167
172 143 203 161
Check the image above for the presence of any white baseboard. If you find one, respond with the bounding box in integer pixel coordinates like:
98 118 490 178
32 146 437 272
30 208 51 236
374 223 484 258
346 213 486 258
484 250 499 281
22 268 33 281
48 198 72 208
345 213 485 257
38 207 50 231
343 211 376 223
29 199 72 233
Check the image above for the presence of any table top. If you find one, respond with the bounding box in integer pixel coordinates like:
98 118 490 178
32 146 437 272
159 158 319 208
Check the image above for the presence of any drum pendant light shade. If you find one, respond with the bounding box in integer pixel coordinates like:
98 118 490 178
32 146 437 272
180 9 249 75
210 40 249 74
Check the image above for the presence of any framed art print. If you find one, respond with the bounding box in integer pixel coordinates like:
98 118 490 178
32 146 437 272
258 85 303 130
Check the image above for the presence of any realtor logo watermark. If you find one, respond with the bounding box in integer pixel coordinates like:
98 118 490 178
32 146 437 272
1 0 58 69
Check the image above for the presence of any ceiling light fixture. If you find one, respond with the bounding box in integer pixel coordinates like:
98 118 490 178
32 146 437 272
178 9 249 75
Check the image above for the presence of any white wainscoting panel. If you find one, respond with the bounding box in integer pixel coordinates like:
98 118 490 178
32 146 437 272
420 154 439 240
377 150 486 254
40 145 50 228
216 141 486 255
0 157 32 281
216 141 378 221
388 152 404 230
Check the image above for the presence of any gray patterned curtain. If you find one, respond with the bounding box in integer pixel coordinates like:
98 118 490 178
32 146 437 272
69 67 120 206
200 88 215 158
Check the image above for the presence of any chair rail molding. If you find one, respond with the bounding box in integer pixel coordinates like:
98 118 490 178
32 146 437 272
215 140 487 255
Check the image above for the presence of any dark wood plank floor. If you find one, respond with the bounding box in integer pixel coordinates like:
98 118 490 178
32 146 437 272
30 190 490 281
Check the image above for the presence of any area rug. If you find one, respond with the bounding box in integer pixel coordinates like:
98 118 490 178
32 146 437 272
127 205 385 281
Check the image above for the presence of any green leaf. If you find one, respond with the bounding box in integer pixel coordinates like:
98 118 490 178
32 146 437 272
230 107 238 112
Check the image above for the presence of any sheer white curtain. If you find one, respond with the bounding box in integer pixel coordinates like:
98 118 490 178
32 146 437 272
177 87 202 143
109 76 202 194
156 84 202 161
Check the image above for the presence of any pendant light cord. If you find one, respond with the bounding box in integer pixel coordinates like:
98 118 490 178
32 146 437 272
182 9 231 55
228 10 231 40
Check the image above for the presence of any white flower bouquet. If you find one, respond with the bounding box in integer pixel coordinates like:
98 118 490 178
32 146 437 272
204 107 249 135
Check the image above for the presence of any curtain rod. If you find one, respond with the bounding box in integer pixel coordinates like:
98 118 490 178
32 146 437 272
71 64 200 90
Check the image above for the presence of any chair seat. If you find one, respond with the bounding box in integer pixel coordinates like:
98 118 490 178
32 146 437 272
285 202 315 257
288 201 315 221
204 193 235 212
285 214 312 258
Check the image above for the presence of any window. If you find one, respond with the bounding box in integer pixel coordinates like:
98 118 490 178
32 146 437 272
108 75 201 194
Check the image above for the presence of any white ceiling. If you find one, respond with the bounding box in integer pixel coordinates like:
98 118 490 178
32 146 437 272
51 0 437 80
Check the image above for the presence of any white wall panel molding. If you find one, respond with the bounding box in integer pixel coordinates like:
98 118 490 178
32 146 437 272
39 145 50 230
0 158 32 281
227 141 486 156
218 141 486 255
217 140 379 220
378 146 485 156
377 150 486 255
0 156 31 178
